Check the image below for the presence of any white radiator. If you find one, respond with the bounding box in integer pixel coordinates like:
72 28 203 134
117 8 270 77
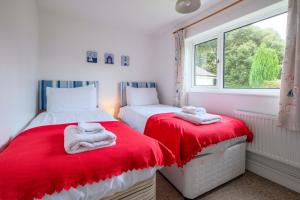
234 110 300 168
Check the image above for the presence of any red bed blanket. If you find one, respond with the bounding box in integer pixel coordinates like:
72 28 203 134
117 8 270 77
0 121 175 200
144 113 253 167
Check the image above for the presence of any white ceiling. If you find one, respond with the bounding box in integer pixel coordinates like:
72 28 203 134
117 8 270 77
38 0 225 35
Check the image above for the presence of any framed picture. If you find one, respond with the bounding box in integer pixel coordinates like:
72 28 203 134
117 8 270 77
121 55 130 67
86 51 98 63
104 53 114 64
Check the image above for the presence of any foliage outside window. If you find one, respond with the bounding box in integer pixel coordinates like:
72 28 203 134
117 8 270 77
224 13 286 89
191 12 287 90
194 39 217 86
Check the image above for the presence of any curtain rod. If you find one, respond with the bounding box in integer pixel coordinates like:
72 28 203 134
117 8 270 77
173 0 243 34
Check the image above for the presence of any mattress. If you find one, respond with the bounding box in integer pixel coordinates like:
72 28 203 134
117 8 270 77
118 104 247 156
24 109 157 200
118 104 181 133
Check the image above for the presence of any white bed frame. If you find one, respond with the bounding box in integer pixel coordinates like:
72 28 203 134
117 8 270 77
103 175 156 200
160 143 246 199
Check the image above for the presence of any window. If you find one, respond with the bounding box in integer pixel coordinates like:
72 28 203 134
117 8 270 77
194 39 218 86
224 14 286 89
188 5 287 93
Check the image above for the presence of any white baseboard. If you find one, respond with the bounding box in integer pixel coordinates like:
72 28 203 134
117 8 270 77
246 151 300 193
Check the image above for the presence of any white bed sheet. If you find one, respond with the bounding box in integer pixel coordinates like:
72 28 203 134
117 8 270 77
23 109 157 200
26 109 116 130
118 104 181 133
118 104 247 155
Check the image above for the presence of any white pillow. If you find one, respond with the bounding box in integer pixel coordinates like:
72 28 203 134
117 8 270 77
126 86 159 106
46 86 97 112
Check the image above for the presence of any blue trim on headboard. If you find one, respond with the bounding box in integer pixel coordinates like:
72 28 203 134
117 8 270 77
119 81 156 107
38 80 99 111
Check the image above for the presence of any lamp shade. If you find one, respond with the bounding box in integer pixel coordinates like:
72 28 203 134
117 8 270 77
176 0 201 14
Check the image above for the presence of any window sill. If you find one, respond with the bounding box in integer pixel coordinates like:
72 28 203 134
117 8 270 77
188 88 280 97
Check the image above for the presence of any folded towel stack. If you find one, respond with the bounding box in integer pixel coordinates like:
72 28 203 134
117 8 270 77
182 106 206 114
64 122 116 154
78 122 105 133
176 106 221 125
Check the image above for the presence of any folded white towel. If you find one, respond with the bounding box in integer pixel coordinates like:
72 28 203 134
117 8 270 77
64 125 116 154
182 106 206 115
175 112 221 125
78 122 105 133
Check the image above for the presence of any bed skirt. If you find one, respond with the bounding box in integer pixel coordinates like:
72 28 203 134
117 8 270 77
103 175 156 200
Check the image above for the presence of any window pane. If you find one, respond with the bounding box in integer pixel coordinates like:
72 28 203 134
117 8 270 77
194 39 217 86
224 13 287 89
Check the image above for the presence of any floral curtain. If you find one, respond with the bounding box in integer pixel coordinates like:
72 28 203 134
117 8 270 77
278 0 300 131
174 29 187 107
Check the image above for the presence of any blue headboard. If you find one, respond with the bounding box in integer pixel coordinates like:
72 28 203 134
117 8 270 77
119 81 156 107
38 80 99 111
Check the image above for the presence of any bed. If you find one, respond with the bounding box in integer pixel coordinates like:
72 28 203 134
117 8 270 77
118 82 253 199
0 80 175 200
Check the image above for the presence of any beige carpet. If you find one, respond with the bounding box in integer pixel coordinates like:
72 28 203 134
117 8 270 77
156 171 300 200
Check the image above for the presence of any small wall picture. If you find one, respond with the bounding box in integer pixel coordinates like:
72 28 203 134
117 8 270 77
87 51 98 63
104 53 114 64
121 55 130 67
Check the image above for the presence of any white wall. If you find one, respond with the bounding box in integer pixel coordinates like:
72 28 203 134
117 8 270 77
154 0 283 116
0 0 39 146
188 93 279 115
38 10 156 115
153 34 176 105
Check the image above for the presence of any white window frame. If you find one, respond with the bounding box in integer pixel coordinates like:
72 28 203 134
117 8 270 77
186 1 288 96
191 36 219 89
